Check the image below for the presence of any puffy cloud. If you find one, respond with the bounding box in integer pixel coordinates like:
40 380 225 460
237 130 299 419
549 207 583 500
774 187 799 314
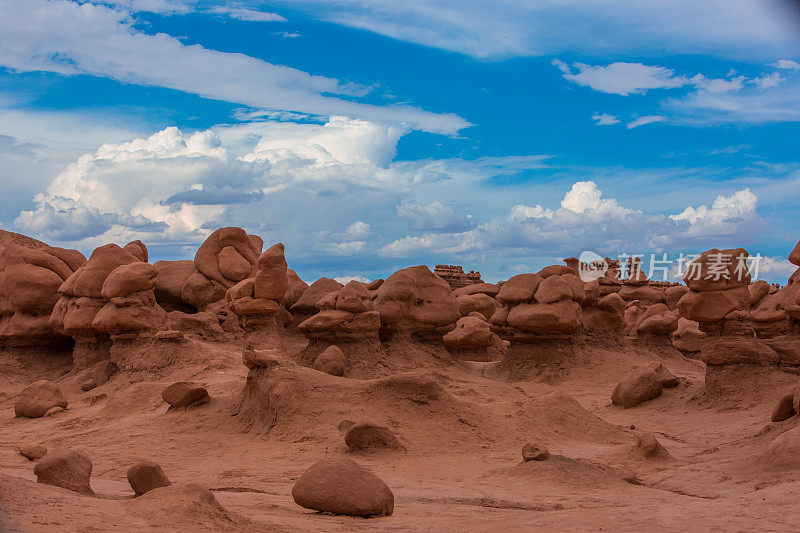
396 200 473 232
379 232 478 257
15 117 402 244
666 188 762 246
508 204 553 222
755 256 797 282
343 221 372 240
11 114 779 279
627 116 665 129
770 59 800 70
561 181 619 213
0 0 468 135
334 274 372 284
691 75 746 94
553 61 688 95
751 72 785 90
592 113 620 126
380 181 767 264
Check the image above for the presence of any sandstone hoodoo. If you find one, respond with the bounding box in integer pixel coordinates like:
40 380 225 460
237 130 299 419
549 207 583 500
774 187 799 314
225 242 289 345
291 457 394 517
297 279 385 377
676 247 784 395
4 0 800 524
180 227 262 311
375 265 460 340
0 231 86 349
4 223 800 530
489 265 585 379
49 242 147 370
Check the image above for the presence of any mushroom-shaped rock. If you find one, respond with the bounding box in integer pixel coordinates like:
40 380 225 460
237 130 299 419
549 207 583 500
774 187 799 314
443 315 493 350
521 443 549 461
14 380 67 418
496 274 542 304
456 293 498 320
611 368 663 408
313 345 346 376
683 248 751 292
153 260 196 311
100 261 156 299
0 238 85 346
345 422 404 452
161 382 210 409
291 458 394 517
19 443 48 461
374 265 459 337
676 287 750 323
291 277 344 315
34 449 94 495
506 300 582 334
534 275 573 304
127 460 172 495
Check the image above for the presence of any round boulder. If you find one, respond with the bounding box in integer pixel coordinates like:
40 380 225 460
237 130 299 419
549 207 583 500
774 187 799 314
313 345 346 376
14 380 67 418
161 382 210 409
291 457 394 517
611 368 663 408
127 460 172 495
345 422 403 452
19 443 47 461
33 449 94 495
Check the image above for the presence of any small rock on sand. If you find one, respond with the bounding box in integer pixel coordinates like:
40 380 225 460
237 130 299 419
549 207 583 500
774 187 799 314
522 443 550 461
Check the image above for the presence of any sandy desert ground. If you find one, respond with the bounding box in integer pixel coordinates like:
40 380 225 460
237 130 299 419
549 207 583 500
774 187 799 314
2 228 800 532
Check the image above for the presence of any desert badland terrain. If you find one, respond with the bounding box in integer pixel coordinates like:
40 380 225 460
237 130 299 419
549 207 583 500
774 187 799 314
3 227 800 531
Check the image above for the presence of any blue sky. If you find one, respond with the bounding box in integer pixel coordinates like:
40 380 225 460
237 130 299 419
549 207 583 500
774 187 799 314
1 0 799 283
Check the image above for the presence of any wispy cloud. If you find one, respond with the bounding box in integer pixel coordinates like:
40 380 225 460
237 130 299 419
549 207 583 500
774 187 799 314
627 116 665 129
0 0 468 135
206 6 287 22
266 0 800 60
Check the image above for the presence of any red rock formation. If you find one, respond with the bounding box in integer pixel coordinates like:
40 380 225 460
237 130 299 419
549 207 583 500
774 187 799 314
676 248 780 394
433 264 482 290
0 232 86 348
